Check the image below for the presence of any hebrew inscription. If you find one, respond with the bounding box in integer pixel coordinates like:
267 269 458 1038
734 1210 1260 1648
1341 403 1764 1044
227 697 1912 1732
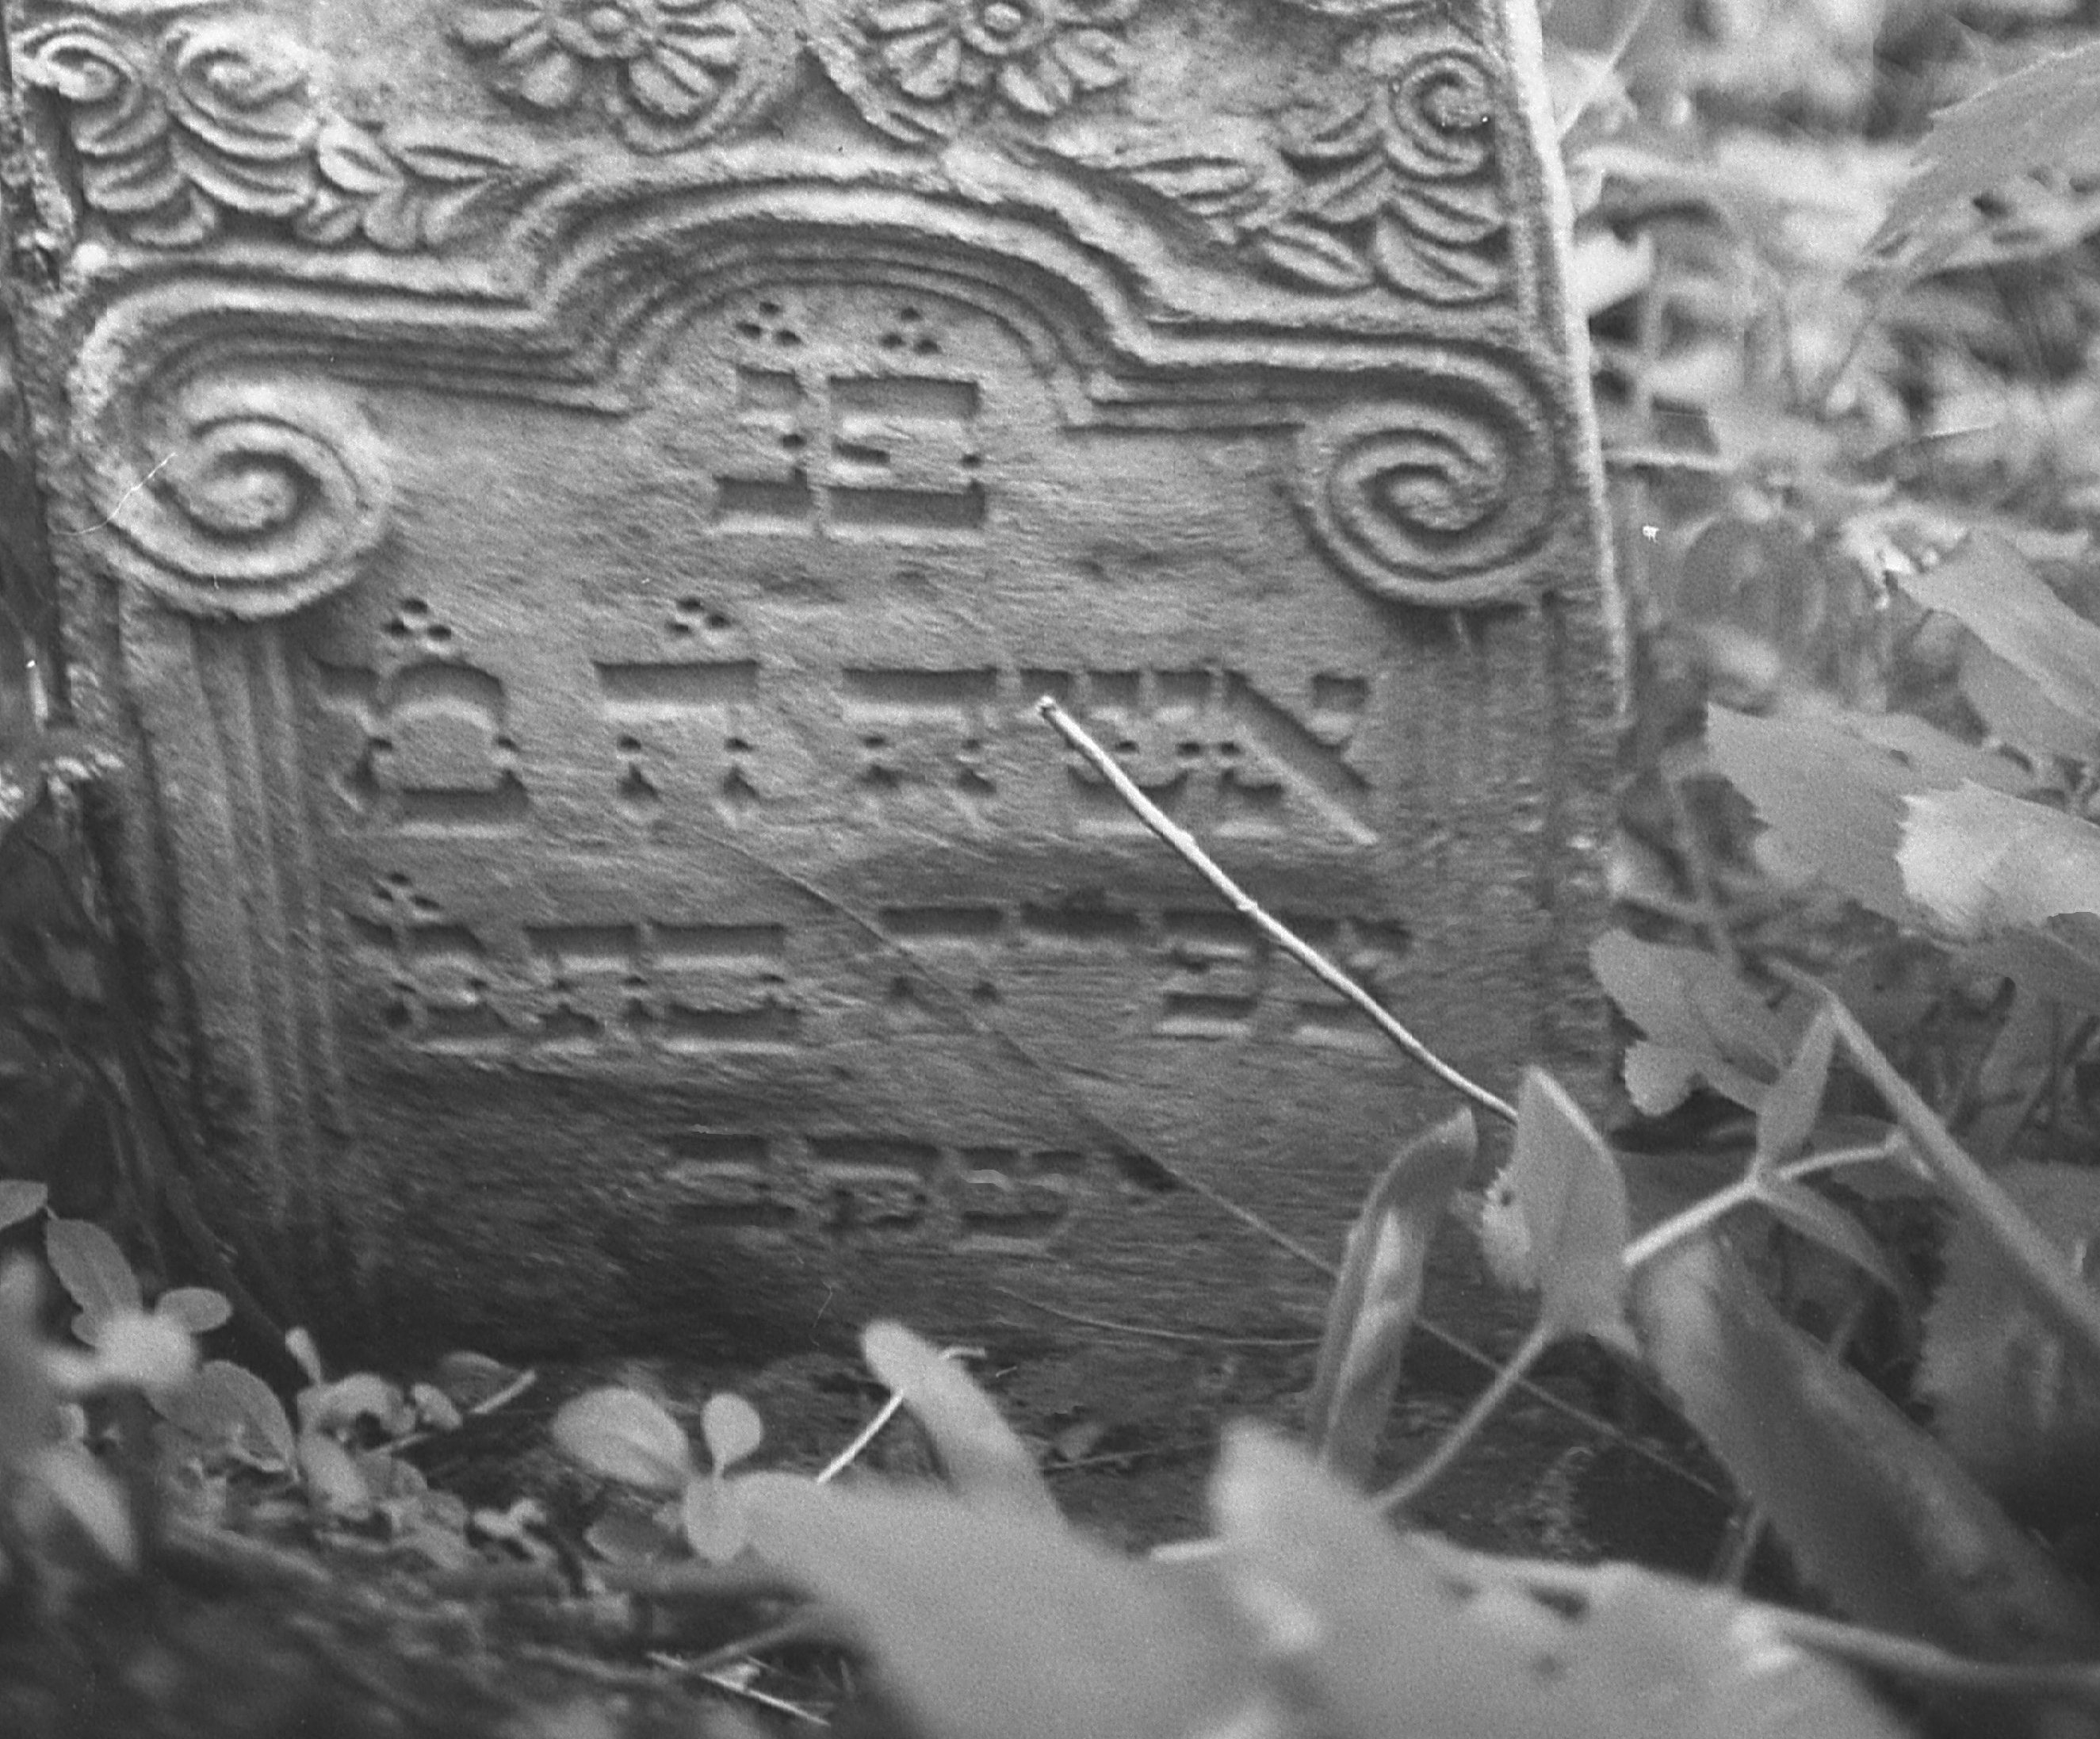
13 0 1616 1358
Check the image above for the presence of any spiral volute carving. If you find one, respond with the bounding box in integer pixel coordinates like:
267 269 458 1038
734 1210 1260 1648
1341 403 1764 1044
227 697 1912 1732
1295 385 1559 607
82 377 391 619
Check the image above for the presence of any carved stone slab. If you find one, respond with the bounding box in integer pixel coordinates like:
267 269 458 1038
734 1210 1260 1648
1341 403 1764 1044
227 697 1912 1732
2 0 1617 1362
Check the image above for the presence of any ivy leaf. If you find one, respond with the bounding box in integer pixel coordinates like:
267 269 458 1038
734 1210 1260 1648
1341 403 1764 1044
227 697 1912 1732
1635 1236 2100 1657
740 1473 1261 1739
43 1217 141 1343
1505 1070 1635 1352
550 1387 692 1494
862 1321 1056 1521
1872 40 2100 255
1899 782 2100 941
1306 1111 1476 1486
1903 535 2100 731
0 1179 48 1234
1591 929 1793 1113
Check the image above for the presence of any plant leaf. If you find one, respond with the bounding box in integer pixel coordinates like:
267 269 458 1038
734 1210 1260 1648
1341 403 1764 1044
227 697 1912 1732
1707 708 1921 921
0 1179 48 1233
155 1286 231 1335
89 1309 196 1396
1506 1071 1635 1350
700 1391 762 1473
159 1358 296 1466
297 1371 411 1438
33 1442 134 1569
549 1386 691 1493
1872 41 2100 254
1754 1005 1837 1170
861 1321 1056 1521
1590 929 1792 1113
1306 1110 1475 1485
43 1217 141 1343
1753 1176 1908 1300
681 1473 749 1563
1918 1163 2100 1530
1211 1425 1907 1737
1634 1236 2100 1657
1899 782 2100 942
739 1472 1262 1739
297 1428 374 1520
1903 534 2100 731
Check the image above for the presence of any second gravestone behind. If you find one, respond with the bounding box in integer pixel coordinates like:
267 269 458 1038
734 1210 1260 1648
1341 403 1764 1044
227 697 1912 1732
6 0 1618 1362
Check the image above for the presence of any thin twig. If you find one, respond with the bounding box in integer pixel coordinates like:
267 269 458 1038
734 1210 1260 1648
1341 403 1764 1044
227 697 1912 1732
817 1390 909 1484
1375 1321 1555 1515
1035 697 1517 1126
991 1285 1319 1347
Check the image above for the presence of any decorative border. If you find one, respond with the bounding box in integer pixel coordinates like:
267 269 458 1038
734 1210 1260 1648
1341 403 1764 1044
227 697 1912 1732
15 9 536 252
20 1 1515 307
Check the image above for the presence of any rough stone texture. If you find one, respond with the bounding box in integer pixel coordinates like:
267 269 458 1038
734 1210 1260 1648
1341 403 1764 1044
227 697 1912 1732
0 0 1618 1367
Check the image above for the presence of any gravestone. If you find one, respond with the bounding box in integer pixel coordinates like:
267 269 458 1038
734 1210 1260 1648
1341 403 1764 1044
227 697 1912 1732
0 0 1617 1366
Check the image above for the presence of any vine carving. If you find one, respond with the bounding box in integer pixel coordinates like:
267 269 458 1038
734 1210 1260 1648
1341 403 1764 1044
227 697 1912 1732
18 11 530 251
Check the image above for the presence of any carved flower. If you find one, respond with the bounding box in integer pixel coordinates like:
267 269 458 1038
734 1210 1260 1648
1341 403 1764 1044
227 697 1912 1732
863 0 1135 120
450 0 755 144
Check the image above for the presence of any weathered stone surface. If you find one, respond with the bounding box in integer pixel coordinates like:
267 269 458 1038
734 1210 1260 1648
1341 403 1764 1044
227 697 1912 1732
2 0 1618 1363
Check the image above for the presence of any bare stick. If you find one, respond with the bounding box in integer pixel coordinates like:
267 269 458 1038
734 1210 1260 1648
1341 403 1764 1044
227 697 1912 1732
1036 697 1517 1127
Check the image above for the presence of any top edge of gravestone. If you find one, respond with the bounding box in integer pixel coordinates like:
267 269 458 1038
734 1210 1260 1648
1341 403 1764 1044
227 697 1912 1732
3 0 1608 622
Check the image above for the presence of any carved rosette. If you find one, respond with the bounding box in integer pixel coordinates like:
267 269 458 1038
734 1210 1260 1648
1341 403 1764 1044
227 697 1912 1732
77 377 392 621
446 0 801 151
1295 385 1557 607
804 0 1139 144
17 10 526 251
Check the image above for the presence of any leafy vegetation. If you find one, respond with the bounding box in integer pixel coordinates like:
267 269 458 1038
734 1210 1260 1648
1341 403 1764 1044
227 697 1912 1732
11 0 2100 1732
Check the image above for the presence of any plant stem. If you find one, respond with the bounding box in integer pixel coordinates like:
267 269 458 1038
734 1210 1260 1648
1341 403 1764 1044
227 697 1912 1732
1035 698 1518 1127
1619 1139 1903 1274
1375 1320 1554 1515
1785 973 2100 1377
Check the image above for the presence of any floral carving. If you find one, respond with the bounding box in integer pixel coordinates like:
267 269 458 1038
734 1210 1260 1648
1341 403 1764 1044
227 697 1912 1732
1039 31 1511 305
447 0 797 151
18 12 525 252
867 0 1130 117
805 0 1138 144
1255 42 1509 302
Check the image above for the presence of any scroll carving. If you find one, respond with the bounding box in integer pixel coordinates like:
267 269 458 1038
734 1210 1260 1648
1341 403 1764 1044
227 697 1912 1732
76 374 392 620
17 10 529 251
446 0 801 151
1295 382 1555 607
